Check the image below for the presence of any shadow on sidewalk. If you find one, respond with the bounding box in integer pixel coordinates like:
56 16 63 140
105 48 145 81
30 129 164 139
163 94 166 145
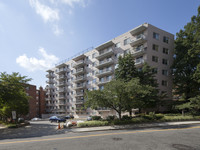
0 122 67 140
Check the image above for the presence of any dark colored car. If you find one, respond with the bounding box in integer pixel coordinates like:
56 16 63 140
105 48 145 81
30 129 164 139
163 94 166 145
65 115 74 120
49 116 66 123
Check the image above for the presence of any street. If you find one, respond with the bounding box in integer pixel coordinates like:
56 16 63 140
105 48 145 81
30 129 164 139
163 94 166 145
0 121 200 150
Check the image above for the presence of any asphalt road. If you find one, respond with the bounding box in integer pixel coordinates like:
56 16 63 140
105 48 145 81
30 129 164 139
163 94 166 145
0 121 200 150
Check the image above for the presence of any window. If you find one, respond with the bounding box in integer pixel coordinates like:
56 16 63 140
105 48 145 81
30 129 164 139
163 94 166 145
153 32 159 40
152 56 158 62
135 56 143 64
87 80 91 85
124 49 130 55
152 44 159 51
107 76 112 81
152 68 158 74
124 38 131 45
92 71 95 75
100 78 104 82
162 59 168 65
162 80 168 86
100 86 104 90
163 36 169 43
115 53 121 58
115 42 121 48
136 45 143 51
93 79 96 84
162 70 168 76
163 48 169 54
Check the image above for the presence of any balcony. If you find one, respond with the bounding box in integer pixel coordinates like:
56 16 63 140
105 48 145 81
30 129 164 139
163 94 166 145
95 49 114 60
74 76 86 83
130 24 147 35
96 40 114 51
131 47 147 57
75 92 84 97
73 60 86 68
46 79 54 84
130 34 147 47
73 68 85 75
56 68 67 74
135 59 145 67
98 79 111 86
96 59 114 69
74 84 86 90
58 95 65 100
57 82 65 87
58 102 66 106
58 75 66 80
58 89 66 93
75 100 84 105
46 97 51 101
46 74 55 78
46 85 56 89
96 69 113 78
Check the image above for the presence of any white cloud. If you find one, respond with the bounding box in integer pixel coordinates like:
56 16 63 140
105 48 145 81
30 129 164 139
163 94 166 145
16 48 59 72
61 0 87 7
29 0 59 22
29 0 90 35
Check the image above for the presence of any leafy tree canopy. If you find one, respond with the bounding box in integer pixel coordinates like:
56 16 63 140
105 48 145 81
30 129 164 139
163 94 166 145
0 72 31 120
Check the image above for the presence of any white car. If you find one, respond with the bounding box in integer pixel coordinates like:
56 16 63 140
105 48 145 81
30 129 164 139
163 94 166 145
31 117 42 121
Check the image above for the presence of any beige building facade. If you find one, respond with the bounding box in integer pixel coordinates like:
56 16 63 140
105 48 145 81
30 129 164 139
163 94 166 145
45 23 174 118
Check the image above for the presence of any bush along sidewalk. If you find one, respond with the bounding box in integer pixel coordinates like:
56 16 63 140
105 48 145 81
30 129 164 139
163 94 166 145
77 114 200 127
0 120 30 129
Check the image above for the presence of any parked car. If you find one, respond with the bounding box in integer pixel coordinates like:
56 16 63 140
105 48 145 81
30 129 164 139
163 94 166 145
49 116 66 123
65 115 74 120
31 117 42 121
18 118 24 123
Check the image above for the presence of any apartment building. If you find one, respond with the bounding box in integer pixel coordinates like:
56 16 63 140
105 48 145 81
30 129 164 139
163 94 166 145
25 85 46 119
45 23 174 118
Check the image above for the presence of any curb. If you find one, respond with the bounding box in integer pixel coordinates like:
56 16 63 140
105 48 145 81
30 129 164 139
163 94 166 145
70 121 200 133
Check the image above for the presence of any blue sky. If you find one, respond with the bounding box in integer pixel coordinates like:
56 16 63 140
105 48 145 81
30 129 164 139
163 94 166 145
0 0 199 88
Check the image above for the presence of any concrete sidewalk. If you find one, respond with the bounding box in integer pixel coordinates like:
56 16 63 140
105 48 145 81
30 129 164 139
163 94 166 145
70 121 200 133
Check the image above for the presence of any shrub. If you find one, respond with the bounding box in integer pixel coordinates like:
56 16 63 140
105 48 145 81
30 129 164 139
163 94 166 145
91 116 102 120
122 115 132 120
142 113 164 121
111 119 133 125
154 114 164 120
77 121 109 127
106 115 116 121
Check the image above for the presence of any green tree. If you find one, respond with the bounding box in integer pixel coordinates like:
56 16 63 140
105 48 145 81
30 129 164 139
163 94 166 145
85 80 128 120
0 72 31 121
115 53 160 114
172 6 200 114
85 79 159 119
115 53 137 82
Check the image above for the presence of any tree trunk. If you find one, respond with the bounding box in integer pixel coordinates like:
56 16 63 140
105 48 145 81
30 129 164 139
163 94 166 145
182 110 185 116
118 111 122 120
129 110 132 116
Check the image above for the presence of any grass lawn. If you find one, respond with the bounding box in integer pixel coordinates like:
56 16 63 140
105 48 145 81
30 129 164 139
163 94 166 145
77 114 200 127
